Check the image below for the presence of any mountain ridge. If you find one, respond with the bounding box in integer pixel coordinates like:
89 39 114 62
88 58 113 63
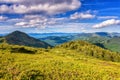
1 31 52 48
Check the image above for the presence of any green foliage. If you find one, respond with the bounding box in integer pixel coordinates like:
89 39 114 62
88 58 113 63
10 47 36 54
0 38 5 43
20 69 44 80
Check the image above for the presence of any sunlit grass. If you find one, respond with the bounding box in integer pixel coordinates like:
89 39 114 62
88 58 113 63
0 42 120 80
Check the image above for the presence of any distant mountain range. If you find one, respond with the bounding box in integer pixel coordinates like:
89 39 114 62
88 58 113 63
0 32 120 38
38 32 120 52
28 32 120 38
29 33 76 38
0 31 52 48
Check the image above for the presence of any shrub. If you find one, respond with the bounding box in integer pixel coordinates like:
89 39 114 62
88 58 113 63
11 47 36 54
20 69 45 80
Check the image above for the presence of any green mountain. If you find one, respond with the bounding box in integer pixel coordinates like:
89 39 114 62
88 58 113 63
39 32 112 46
83 36 120 52
104 37 120 52
40 36 72 46
1 31 52 48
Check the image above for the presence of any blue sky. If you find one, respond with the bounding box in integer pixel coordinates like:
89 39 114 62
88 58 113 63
0 0 120 33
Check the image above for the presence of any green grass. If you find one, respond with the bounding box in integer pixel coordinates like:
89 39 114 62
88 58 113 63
0 42 120 80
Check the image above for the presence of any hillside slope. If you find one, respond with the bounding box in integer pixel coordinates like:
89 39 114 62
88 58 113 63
104 37 120 52
4 31 52 48
56 40 120 62
0 43 120 80
40 36 72 46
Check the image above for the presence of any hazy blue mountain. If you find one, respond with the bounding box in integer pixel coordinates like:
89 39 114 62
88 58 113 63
38 32 117 46
29 33 77 38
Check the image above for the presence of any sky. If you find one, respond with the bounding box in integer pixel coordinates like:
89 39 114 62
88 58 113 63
0 0 120 33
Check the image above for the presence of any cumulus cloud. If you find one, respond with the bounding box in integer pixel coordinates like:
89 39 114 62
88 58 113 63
0 0 81 30
70 12 95 19
15 15 47 28
0 5 9 13
0 0 81 15
14 15 67 28
0 16 8 21
93 19 120 28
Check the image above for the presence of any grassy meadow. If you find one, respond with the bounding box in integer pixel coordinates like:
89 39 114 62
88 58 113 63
0 42 120 80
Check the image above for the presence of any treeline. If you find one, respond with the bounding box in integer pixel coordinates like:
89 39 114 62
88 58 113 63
56 40 120 62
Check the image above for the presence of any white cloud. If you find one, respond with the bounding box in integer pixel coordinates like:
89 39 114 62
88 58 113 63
93 19 120 28
0 16 8 21
0 0 81 15
45 23 94 33
70 12 95 19
24 15 41 19
15 19 46 28
0 0 22 3
98 16 119 19
0 0 81 30
14 15 67 28
7 18 24 22
0 5 9 13
15 22 27 26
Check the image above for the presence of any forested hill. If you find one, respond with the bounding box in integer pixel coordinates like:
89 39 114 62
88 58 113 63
56 40 120 62
0 31 52 48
